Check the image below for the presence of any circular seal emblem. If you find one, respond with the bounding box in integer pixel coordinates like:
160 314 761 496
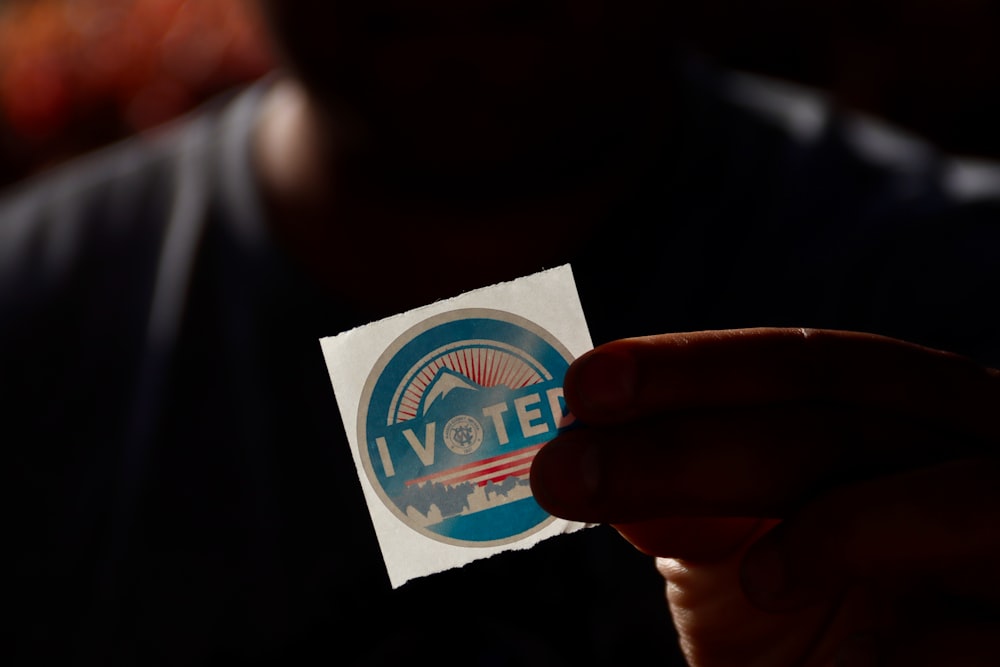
443 415 484 455
357 308 576 547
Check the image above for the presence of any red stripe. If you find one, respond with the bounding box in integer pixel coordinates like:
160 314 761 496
477 465 533 487
404 444 544 486
434 457 536 486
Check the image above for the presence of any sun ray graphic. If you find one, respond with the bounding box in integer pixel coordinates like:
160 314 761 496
390 342 548 423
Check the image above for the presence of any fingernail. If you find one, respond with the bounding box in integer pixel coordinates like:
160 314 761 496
573 350 636 414
740 538 796 611
529 435 603 520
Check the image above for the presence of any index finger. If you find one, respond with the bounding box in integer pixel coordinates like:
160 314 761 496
565 328 1000 438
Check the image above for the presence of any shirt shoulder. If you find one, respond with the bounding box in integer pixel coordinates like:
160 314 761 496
669 60 1000 364
684 59 1000 210
0 82 270 336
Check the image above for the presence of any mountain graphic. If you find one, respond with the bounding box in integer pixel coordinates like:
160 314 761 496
419 368 482 416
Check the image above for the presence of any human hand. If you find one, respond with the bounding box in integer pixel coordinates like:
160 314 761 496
530 328 1000 666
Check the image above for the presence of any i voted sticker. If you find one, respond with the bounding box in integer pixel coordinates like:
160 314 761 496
320 264 593 587
358 309 575 546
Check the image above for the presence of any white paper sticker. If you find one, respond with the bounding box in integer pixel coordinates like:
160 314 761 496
320 264 594 588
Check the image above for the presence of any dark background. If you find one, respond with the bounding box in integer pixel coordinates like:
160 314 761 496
2 0 999 191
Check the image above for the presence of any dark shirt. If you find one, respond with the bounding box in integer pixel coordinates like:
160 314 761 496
4 61 999 666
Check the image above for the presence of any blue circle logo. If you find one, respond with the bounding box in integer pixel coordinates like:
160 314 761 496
357 308 576 547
